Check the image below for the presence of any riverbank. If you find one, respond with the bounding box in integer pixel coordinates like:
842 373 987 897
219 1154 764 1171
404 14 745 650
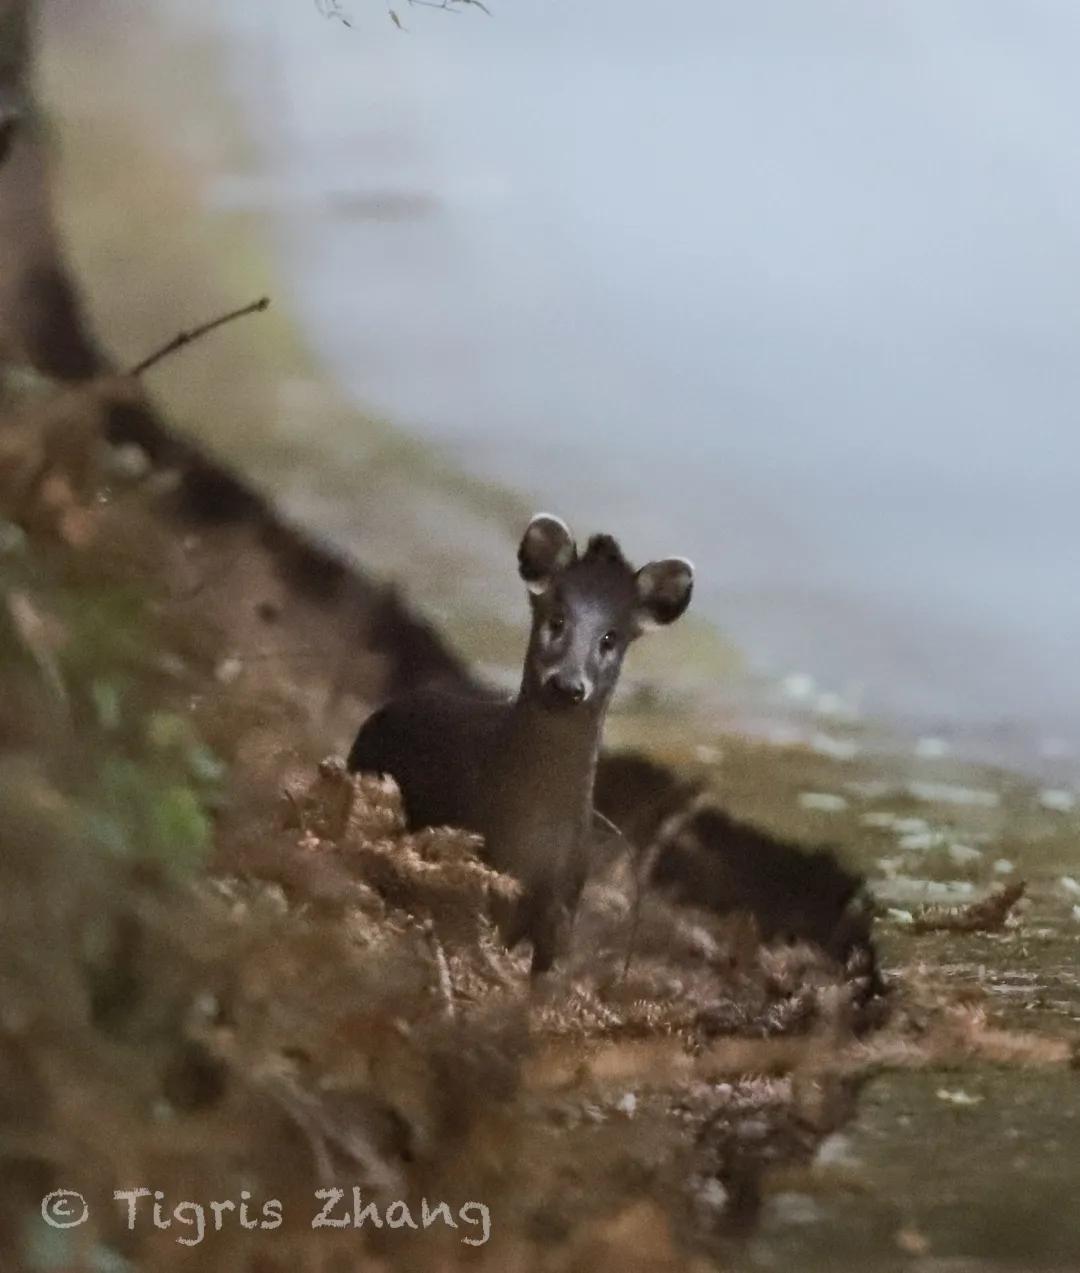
15 2 1080 1268
6 322 1080 1272
39 0 737 695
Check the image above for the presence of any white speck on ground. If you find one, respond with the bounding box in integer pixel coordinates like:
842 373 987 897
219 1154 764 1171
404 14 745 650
892 817 931 835
694 1177 729 1214
898 830 945 852
936 1088 983 1106
862 811 897 829
814 692 849 718
847 780 892 799
782 672 816 700
811 733 860 760
814 1134 861 1168
948 843 984 867
908 782 1000 808
1039 788 1076 813
768 1192 824 1226
798 792 849 813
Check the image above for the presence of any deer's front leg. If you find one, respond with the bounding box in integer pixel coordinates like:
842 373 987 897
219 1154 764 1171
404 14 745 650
528 895 572 976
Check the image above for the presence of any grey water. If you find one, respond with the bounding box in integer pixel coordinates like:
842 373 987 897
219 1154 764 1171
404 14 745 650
210 0 1080 771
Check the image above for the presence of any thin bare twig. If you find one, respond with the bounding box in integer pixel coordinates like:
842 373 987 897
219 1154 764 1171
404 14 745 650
282 787 310 837
316 0 355 28
623 841 663 981
422 919 456 1020
0 112 18 168
6 590 67 708
128 297 271 378
316 0 489 34
408 0 490 12
593 809 647 981
910 881 1026 934
258 1072 401 1192
197 646 346 668
264 1079 335 1185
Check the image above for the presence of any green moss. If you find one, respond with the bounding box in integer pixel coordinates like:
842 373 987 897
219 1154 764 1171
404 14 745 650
1 541 220 880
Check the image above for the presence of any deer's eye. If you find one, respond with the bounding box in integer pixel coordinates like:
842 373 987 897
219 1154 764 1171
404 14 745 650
599 630 618 654
547 615 566 639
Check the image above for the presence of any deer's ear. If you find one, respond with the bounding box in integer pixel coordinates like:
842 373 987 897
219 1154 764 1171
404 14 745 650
518 514 576 594
634 557 694 630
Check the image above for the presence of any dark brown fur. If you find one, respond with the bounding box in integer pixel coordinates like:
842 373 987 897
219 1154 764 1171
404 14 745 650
349 515 694 972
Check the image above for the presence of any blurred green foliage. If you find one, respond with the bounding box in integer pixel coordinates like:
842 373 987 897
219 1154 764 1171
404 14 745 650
0 518 224 879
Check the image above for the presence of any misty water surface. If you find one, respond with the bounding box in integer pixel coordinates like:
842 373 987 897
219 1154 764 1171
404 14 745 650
209 0 1080 767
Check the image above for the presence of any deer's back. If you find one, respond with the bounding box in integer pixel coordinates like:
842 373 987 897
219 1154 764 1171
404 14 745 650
347 687 511 833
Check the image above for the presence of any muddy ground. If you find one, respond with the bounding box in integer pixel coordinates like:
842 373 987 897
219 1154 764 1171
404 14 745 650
0 347 884 1268
3 329 1079 1273
1 4 1079 1269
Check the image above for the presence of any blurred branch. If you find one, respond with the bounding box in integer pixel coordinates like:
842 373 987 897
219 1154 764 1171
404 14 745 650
6 589 67 707
406 0 490 13
422 919 456 1020
128 296 270 378
0 108 15 168
314 0 490 32
0 0 32 88
592 809 648 981
315 0 354 29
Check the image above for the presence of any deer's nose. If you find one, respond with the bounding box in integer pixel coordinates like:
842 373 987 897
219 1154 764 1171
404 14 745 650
548 673 588 705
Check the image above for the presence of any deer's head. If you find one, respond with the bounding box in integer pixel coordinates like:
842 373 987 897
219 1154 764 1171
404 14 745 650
517 513 693 711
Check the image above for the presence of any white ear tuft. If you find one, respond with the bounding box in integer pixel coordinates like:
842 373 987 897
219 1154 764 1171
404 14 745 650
635 556 694 631
518 513 576 594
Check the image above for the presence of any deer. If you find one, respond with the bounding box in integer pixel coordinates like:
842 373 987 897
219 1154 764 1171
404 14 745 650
347 514 694 973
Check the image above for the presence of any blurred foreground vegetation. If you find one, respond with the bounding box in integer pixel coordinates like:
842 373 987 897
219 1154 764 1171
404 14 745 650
2 3 1080 1268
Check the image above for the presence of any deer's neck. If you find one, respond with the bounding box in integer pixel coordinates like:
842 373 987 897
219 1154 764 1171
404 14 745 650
502 692 606 811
